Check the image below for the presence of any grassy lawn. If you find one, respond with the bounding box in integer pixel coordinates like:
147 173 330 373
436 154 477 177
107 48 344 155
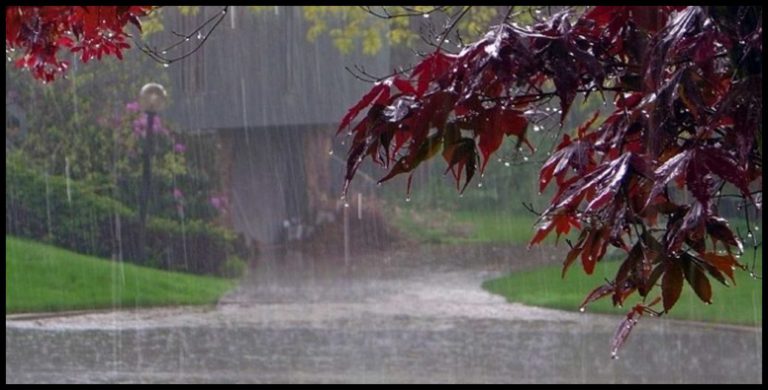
6 236 237 314
393 208 548 245
483 249 763 326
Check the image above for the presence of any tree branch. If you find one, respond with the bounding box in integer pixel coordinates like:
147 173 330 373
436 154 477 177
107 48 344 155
130 6 229 66
436 6 472 52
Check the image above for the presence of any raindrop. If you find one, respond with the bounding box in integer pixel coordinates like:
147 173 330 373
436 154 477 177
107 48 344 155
754 225 760 231
478 182 483 188
422 13 430 18
185 37 191 42
579 307 586 313
197 31 204 40
163 63 170 68
533 125 542 132
161 50 168 55
328 149 334 156
523 156 529 162
222 9 227 15
747 231 753 238
611 354 620 360
504 162 511 167
344 202 350 208
405 197 411 202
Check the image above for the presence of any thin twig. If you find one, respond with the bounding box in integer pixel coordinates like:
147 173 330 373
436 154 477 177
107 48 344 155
131 6 228 65
501 6 515 24
361 6 449 20
436 6 472 52
522 201 543 216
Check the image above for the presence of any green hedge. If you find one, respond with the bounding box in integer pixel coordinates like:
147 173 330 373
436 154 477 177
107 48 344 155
6 157 251 276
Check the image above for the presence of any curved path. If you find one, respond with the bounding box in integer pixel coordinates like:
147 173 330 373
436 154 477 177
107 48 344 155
6 244 762 383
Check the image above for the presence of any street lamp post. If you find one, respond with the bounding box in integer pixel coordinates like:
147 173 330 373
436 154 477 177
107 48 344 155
136 83 167 263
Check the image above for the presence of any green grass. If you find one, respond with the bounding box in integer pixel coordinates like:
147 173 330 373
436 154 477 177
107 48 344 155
393 208 548 245
483 249 762 326
6 236 237 314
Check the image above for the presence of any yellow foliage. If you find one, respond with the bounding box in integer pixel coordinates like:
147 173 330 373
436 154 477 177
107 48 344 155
140 8 164 38
177 6 200 16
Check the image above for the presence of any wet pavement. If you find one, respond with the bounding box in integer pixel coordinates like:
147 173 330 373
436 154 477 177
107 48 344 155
5 244 763 383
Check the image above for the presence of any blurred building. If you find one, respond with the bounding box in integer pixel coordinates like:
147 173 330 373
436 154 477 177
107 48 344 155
160 6 390 246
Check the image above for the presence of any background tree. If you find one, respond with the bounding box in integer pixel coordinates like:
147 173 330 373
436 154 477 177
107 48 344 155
338 5 762 357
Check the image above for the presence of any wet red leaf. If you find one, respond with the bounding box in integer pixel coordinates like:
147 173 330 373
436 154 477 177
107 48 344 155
662 260 684 312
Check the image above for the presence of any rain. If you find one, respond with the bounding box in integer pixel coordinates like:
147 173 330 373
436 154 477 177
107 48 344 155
5 6 763 384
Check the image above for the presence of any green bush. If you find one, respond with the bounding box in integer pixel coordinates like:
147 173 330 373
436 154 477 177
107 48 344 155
6 156 252 276
221 255 248 279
